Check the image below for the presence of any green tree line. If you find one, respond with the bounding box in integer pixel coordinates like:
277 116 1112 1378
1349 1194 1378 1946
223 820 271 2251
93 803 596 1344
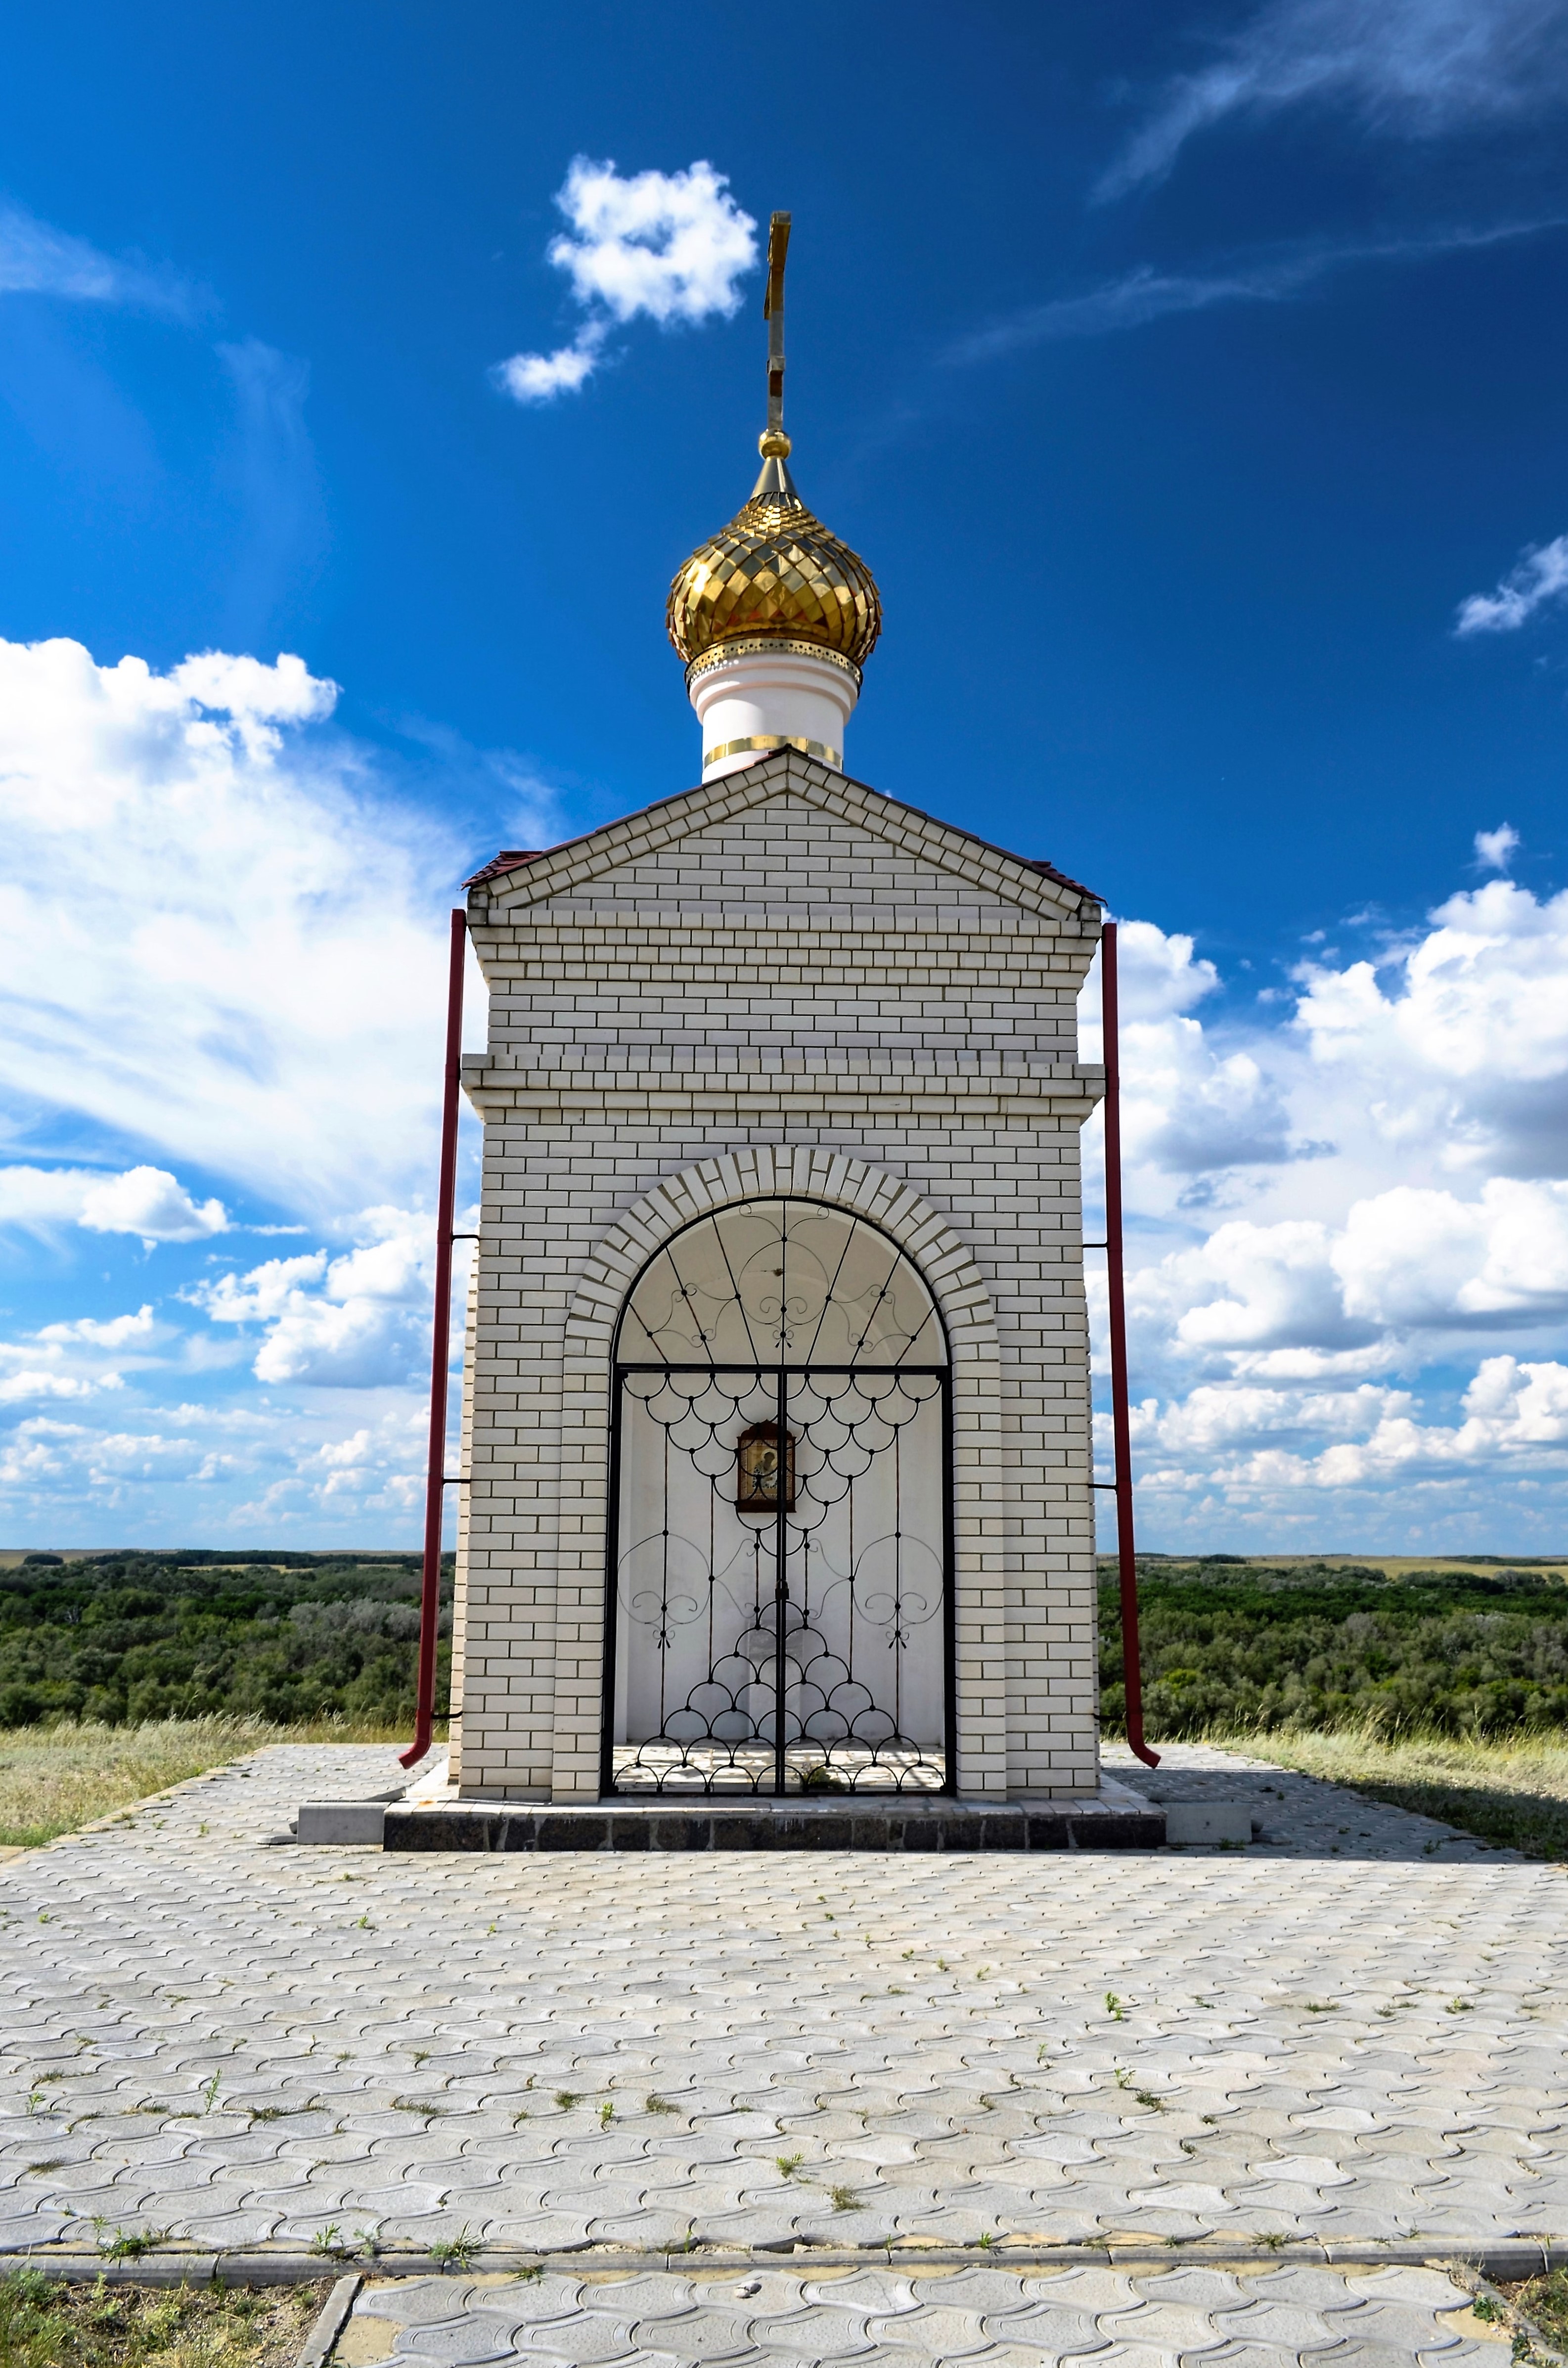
1101 1559 1568 1740
2 1551 1565 1741
0 1552 452 1729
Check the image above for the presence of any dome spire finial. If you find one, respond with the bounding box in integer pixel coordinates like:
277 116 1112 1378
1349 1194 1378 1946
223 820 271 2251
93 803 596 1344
755 211 795 495
667 211 881 779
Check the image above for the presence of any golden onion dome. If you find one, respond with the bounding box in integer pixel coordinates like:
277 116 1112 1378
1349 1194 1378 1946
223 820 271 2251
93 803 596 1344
667 430 882 678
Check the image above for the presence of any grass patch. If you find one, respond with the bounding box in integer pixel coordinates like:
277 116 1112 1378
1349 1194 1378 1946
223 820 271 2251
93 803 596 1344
1234 1729 1568 1861
1510 2268 1568 2347
0 1715 424 1849
0 2268 325 2366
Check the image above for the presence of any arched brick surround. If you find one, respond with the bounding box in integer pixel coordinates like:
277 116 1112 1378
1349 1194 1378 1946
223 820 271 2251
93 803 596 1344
548 1150 1006 1799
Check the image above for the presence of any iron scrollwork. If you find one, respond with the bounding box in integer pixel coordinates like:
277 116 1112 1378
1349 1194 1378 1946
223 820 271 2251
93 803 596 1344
604 1200 951 1798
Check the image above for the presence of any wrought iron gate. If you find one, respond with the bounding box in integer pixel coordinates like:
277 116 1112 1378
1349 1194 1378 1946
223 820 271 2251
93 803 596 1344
601 1200 952 1796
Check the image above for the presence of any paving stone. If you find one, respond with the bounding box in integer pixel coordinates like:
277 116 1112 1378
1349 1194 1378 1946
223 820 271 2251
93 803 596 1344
0 1741 1563 2363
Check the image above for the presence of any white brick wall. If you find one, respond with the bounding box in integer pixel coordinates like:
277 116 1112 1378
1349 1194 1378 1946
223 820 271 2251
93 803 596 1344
451 754 1105 1801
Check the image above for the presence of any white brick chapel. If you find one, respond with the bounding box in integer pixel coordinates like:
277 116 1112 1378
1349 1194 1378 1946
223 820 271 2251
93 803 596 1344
444 219 1107 1810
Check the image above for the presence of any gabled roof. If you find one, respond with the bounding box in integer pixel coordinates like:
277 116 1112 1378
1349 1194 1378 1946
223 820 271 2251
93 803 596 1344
462 752 1101 921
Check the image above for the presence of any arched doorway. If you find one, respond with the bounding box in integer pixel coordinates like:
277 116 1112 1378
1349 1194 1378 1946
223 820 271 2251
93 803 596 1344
602 1197 952 1795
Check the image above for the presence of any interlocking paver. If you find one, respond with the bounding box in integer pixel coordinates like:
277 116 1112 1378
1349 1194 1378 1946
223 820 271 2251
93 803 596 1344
340 2262 1518 2365
0 1741 1561 2360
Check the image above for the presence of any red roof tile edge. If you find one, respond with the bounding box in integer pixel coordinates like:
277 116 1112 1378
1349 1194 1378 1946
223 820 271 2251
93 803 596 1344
463 849 543 886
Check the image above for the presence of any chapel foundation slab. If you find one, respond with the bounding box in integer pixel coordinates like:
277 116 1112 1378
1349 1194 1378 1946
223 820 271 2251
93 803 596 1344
380 1783 1165 1853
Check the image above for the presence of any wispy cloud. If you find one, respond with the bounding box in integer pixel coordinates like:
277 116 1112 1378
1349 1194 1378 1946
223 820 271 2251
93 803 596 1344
947 218 1564 365
1456 534 1568 633
493 157 757 405
0 199 192 315
1099 0 1568 200
217 339 324 642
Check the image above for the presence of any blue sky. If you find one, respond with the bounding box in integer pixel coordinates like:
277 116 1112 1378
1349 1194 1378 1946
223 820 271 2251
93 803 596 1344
4 0 1568 1548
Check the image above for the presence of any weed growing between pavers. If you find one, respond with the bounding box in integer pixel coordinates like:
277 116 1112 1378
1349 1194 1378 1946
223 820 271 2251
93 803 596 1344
0 2270 325 2367
1509 2269 1568 2347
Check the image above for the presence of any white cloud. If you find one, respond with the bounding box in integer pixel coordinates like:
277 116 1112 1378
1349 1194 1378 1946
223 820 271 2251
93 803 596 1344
78 1166 228 1246
1132 1218 1370 1357
1475 823 1521 870
494 326 606 403
0 1163 226 1243
1073 868 1568 1544
0 1370 114 1404
35 1306 155 1349
195 1252 329 1326
0 635 464 1217
1291 879 1568 1177
493 157 757 404
1455 534 1568 634
1081 923 1299 1185
0 200 190 314
1099 0 1568 199
190 1209 445 1387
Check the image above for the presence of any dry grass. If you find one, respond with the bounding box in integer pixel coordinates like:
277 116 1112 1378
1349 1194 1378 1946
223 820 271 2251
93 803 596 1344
0 1715 428 1849
1510 2267 1568 2347
0 2270 327 2366
1222 1727 1568 1860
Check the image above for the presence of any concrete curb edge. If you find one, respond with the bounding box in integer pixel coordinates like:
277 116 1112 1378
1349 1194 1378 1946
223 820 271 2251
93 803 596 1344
295 2271 363 2368
2 2239 1566 2284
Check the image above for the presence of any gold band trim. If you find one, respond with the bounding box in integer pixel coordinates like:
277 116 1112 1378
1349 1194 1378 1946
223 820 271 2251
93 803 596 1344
704 734 842 769
685 638 862 691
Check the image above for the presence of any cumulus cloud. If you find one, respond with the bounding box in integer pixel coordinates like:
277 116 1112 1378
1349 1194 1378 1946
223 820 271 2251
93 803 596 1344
1098 0 1568 199
190 1208 451 1387
35 1307 155 1349
493 157 757 404
0 635 464 1216
1292 878 1568 1178
0 200 191 315
1075 866 1568 1544
78 1167 228 1246
1455 534 1568 634
1082 922 1300 1184
0 1163 227 1243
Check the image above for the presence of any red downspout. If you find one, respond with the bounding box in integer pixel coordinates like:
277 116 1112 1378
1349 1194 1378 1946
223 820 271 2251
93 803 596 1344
1102 920 1159 1769
400 907 467 1771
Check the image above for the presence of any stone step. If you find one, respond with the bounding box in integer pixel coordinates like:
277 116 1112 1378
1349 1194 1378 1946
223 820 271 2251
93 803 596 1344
377 1792 1166 1853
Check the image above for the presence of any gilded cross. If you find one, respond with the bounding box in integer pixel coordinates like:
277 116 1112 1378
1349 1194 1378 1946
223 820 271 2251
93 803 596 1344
763 211 790 442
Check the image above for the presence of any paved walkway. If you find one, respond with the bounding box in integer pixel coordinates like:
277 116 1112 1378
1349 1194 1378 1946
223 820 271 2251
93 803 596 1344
338 2261 1511 2365
0 1742 1563 2361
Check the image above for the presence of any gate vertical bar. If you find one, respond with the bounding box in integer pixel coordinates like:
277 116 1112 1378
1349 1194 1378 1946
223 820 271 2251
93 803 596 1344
1102 921 1159 1770
774 1364 788 1794
400 907 467 1772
